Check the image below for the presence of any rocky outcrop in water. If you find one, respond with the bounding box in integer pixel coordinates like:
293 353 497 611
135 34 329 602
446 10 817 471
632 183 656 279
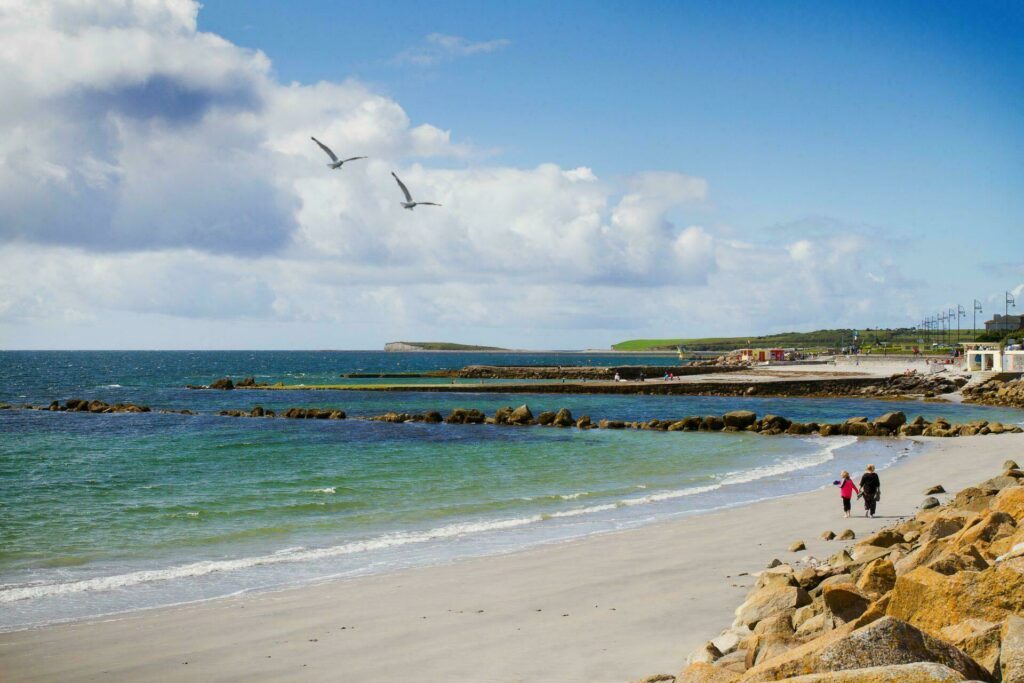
645 463 1024 683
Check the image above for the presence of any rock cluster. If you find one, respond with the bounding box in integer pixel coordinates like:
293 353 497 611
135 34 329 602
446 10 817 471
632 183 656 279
218 406 346 420
964 377 1024 410
21 398 153 413
652 464 1024 682
189 376 269 390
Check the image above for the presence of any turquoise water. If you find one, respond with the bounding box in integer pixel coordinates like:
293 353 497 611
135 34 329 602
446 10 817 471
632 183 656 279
1 351 1022 631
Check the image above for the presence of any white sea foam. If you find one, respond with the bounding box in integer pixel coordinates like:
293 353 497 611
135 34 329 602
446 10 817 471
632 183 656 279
0 516 546 603
719 436 855 486
559 492 587 500
309 487 336 494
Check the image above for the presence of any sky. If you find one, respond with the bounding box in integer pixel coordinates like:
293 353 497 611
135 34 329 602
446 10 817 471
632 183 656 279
0 0 1021 350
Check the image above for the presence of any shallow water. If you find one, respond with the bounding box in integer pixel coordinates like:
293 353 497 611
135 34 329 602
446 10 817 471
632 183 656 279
1 351 1021 630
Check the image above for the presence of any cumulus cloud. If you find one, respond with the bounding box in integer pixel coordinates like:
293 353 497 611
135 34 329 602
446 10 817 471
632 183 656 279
395 33 511 66
0 0 921 348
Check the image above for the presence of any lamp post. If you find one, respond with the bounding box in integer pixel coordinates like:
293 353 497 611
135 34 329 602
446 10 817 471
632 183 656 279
949 308 956 347
1008 291 1017 334
957 305 965 344
974 300 983 338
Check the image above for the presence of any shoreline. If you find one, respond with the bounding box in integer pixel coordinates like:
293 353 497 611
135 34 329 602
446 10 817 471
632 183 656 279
3 434 1020 682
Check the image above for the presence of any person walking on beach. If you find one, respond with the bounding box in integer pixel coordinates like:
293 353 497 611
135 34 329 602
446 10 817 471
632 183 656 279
859 465 881 518
834 471 859 518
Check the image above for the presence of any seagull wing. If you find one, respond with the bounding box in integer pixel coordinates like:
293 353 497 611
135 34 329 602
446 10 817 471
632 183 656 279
311 137 338 162
417 202 442 207
341 156 368 163
392 172 413 202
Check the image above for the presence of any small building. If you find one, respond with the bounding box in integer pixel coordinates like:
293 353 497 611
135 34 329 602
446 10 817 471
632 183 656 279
963 342 1024 374
737 348 786 363
985 314 1023 332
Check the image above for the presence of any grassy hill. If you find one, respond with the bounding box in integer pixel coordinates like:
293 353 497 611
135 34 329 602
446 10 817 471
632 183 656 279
613 328 981 353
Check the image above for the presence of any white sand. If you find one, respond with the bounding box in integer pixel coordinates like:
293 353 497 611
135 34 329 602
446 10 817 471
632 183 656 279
1 433 1019 683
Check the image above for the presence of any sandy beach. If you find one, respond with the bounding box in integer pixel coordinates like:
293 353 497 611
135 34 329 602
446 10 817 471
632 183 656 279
2 432 1020 683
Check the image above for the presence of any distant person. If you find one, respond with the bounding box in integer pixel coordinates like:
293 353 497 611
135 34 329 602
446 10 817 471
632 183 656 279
859 465 881 518
614 372 621 382
833 471 860 518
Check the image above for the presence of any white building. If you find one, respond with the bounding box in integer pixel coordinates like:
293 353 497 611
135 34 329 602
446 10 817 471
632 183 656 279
963 342 1024 374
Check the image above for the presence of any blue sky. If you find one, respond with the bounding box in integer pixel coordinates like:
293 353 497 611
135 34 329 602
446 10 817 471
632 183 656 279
199 0 1023 247
0 0 1021 348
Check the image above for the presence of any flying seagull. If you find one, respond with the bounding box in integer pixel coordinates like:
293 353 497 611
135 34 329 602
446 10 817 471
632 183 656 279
310 137 367 169
391 172 441 210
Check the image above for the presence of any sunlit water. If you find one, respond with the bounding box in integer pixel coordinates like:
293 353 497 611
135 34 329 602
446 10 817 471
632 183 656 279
1 351 1021 630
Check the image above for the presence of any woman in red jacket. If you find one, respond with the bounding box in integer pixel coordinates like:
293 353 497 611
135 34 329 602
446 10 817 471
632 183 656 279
834 471 860 518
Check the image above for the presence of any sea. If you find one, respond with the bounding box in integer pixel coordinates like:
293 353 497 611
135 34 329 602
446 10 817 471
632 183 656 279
2 350 1022 631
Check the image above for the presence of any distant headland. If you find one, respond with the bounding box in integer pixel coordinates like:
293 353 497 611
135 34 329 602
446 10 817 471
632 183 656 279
384 341 509 352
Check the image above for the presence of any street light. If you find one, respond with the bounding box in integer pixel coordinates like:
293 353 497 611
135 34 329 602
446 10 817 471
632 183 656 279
957 304 966 344
1008 291 1018 333
974 300 983 338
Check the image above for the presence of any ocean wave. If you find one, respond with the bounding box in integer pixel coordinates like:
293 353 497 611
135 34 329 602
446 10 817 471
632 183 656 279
0 516 548 603
719 436 856 486
559 491 587 500
309 487 336 494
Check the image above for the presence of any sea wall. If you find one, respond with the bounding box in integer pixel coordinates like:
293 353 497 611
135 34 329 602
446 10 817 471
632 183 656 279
423 365 741 380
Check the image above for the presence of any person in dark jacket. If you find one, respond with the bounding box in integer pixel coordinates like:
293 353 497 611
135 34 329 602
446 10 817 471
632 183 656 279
859 464 881 517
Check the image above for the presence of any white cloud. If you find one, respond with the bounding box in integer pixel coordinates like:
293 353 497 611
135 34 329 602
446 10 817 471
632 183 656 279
395 33 511 66
0 1 922 348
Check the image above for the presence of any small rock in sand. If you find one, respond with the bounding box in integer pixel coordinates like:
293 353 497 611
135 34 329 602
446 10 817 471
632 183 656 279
789 540 807 552
920 496 941 510
837 529 856 540
924 484 946 495
821 530 836 541
767 558 783 568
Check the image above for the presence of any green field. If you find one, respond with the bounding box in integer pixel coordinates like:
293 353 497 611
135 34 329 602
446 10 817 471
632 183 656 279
613 328 984 353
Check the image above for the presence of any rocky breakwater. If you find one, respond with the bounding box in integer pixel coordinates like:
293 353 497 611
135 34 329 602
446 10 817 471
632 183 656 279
425 365 740 380
642 460 1024 683
357 407 1023 439
964 376 1024 410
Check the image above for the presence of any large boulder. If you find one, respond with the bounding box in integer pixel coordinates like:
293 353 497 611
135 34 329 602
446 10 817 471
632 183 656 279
779 662 967 682
950 510 1016 550
734 585 811 629
992 487 1024 523
701 415 726 431
210 377 234 390
822 583 871 623
677 662 739 682
508 404 533 425
886 566 1024 638
551 408 574 427
738 617 992 682
873 411 907 430
939 619 1001 676
723 411 757 430
856 559 896 595
536 411 556 426
446 408 486 424
1002 615 1024 683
